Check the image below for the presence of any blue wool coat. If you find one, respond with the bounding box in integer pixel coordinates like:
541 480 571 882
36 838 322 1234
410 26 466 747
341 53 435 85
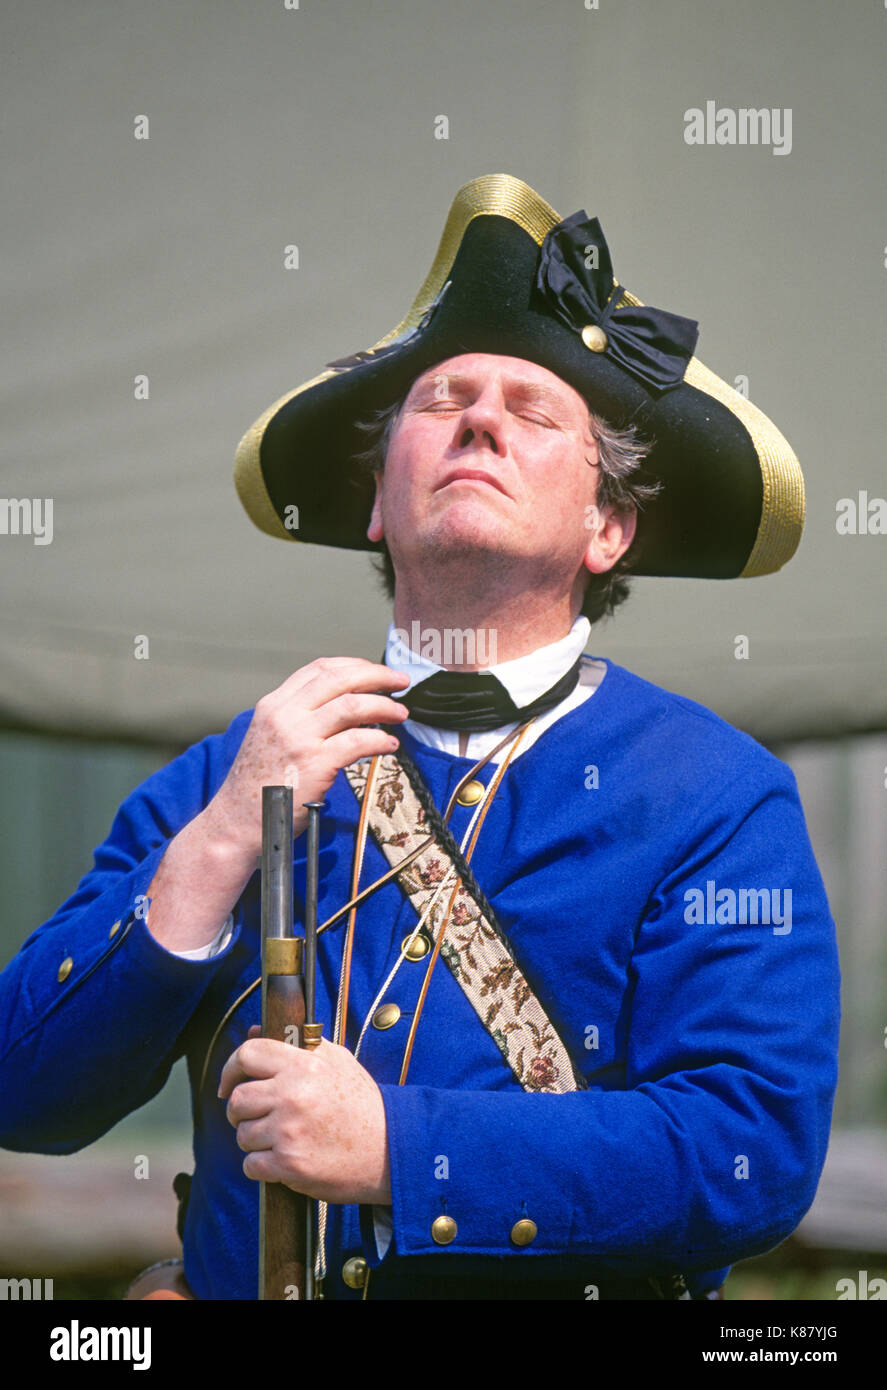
0 658 841 1299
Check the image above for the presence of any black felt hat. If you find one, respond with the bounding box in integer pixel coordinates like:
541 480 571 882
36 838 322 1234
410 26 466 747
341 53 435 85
234 174 803 578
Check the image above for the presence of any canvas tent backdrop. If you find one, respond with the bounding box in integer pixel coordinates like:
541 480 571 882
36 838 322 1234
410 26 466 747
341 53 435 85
2 0 885 749
1 0 887 1284
1 0 885 1198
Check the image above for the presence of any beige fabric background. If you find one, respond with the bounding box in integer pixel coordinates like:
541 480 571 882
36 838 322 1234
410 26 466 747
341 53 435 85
2 0 885 746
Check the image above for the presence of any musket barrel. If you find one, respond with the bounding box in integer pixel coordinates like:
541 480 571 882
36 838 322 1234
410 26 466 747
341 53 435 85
259 785 309 1301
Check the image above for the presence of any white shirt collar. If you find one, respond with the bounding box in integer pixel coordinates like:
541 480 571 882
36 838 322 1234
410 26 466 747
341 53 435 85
384 615 592 706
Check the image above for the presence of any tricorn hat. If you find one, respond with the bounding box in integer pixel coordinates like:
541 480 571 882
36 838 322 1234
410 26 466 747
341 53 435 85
234 173 803 578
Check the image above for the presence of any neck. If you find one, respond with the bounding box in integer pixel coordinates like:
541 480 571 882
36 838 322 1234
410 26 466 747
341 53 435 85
391 576 586 669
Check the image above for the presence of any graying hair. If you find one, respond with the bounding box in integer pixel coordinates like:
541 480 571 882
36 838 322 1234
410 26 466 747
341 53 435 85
351 387 660 624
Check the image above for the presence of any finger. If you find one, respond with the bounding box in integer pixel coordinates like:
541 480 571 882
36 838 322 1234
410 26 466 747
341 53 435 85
242 1149 292 1185
311 692 411 740
217 1038 286 1098
274 659 410 713
265 655 377 702
319 726 405 771
225 1079 276 1126
233 1115 276 1153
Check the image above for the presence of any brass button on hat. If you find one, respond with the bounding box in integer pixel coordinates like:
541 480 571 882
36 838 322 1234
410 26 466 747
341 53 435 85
372 1002 401 1030
456 778 485 806
342 1256 368 1290
57 957 73 983
431 1214 457 1245
581 323 608 353
402 932 431 961
510 1218 538 1247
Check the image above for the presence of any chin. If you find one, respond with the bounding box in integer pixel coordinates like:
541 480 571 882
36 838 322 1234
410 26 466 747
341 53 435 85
430 495 512 542
427 513 512 560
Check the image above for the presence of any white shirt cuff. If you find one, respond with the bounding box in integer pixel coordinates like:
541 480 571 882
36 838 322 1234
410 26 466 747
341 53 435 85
170 913 235 960
372 1205 393 1259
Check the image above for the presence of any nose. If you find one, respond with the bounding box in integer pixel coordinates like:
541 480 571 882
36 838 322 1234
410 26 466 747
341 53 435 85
456 385 506 455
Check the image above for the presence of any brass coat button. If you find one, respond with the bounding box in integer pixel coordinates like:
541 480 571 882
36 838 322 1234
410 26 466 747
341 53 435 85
581 324 608 353
456 778 485 806
510 1218 538 1246
431 1215 457 1245
57 957 73 982
402 932 431 961
342 1256 368 1290
372 1002 401 1030
109 920 121 938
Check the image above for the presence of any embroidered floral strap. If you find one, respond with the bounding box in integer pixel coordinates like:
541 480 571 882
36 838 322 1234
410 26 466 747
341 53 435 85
344 754 582 1095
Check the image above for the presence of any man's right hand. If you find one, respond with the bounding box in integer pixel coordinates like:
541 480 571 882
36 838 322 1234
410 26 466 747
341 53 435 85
203 657 410 858
143 658 410 954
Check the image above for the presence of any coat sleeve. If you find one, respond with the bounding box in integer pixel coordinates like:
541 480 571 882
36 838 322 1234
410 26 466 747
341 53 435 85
0 710 254 1154
373 759 841 1277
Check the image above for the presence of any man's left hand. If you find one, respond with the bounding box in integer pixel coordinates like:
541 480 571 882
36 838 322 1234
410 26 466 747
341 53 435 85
218 1027 391 1205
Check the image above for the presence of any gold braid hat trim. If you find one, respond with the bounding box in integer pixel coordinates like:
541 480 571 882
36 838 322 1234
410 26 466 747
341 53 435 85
613 283 804 576
684 355 805 576
233 175 561 543
234 173 803 575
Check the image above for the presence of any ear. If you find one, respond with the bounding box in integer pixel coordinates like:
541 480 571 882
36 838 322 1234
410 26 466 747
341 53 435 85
582 501 638 575
366 469 385 543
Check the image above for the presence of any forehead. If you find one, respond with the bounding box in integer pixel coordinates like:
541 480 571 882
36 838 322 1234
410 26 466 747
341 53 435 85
405 353 588 415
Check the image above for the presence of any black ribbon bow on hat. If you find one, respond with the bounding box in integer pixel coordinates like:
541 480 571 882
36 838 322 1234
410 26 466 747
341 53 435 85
535 211 699 392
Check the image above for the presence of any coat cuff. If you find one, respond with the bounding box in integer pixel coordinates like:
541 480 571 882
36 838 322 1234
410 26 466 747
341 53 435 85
378 1083 572 1259
0 846 242 1149
377 1080 811 1274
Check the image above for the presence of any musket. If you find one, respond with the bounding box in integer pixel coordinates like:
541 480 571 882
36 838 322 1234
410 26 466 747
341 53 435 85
258 787 324 1300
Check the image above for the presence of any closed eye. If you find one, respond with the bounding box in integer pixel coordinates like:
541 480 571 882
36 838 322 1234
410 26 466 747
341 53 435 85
419 400 558 428
516 412 557 428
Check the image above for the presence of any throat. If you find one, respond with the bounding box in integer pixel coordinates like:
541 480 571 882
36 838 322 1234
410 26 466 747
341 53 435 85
458 731 469 757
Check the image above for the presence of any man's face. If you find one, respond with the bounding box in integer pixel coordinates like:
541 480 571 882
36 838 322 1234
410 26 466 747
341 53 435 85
366 353 635 602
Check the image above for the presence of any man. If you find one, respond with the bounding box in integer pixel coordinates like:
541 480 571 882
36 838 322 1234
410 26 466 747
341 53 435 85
0 174 839 1300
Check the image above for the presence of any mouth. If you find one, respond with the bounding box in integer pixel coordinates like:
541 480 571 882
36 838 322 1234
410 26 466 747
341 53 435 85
436 469 510 497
